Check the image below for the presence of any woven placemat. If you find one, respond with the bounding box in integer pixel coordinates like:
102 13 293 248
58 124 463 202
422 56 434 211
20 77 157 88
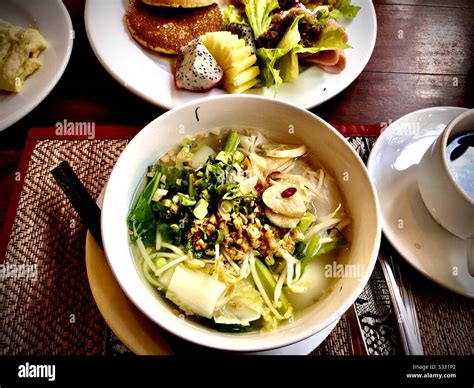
0 127 472 355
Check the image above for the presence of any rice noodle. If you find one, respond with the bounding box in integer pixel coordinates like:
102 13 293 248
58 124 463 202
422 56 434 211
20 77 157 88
137 238 158 275
337 218 351 230
160 242 185 256
142 260 162 288
274 267 287 303
223 251 241 274
155 254 187 277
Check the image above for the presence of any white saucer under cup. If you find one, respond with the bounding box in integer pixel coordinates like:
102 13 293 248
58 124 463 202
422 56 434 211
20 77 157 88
368 107 474 298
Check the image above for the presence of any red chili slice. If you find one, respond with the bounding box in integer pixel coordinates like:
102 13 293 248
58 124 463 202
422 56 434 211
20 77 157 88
254 182 264 192
281 187 297 198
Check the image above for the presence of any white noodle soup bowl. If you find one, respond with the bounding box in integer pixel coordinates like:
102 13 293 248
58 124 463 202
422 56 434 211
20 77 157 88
101 95 381 352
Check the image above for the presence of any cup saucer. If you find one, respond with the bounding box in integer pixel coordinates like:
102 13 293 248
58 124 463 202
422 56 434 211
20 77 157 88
367 107 473 298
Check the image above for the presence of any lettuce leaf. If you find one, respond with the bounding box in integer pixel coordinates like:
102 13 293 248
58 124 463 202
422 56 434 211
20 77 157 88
258 17 350 91
334 0 361 19
256 16 303 91
244 0 279 38
277 49 299 82
312 6 342 24
223 5 247 26
295 26 351 55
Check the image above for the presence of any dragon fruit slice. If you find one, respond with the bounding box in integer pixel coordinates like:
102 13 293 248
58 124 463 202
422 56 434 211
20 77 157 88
227 23 256 56
175 39 224 92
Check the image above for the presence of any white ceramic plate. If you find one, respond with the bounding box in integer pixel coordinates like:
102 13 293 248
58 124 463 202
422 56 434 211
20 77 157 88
84 0 376 110
367 107 474 298
0 0 73 132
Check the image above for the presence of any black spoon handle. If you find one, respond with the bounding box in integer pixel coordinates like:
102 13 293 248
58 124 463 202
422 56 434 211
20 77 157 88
51 161 103 249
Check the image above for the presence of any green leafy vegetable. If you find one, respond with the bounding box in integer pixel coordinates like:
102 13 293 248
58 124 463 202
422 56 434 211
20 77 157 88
244 0 279 39
294 241 306 259
257 15 303 91
295 27 351 55
223 5 247 26
311 6 342 24
334 0 361 19
130 172 161 223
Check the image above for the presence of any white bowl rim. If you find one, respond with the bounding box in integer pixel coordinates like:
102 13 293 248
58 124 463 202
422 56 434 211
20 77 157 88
101 94 381 352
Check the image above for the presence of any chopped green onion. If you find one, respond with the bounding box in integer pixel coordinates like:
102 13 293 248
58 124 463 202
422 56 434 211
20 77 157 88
221 200 233 213
215 230 224 244
178 193 196 206
233 150 245 164
297 211 315 233
188 174 194 197
193 198 208 219
223 130 240 154
301 234 320 271
316 238 347 256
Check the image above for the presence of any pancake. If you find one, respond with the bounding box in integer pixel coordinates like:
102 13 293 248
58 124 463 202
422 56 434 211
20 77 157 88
142 0 216 7
125 0 223 55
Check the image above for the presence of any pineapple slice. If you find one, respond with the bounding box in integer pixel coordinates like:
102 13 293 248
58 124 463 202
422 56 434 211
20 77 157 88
199 32 259 94
225 79 259 94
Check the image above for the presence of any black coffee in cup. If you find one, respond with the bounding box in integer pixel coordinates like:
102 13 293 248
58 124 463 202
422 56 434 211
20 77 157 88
446 131 474 199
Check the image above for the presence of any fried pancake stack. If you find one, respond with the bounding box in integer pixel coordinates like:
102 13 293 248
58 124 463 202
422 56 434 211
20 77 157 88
125 0 222 55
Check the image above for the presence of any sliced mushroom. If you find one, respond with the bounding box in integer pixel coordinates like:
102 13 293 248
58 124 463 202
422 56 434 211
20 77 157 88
265 207 301 229
257 143 306 158
262 184 306 218
262 156 290 172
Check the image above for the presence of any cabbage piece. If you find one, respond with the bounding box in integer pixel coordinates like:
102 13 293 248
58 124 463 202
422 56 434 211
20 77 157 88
213 280 266 326
166 265 226 319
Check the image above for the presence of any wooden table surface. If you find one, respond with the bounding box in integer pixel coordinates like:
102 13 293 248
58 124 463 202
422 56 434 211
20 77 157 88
0 0 473 230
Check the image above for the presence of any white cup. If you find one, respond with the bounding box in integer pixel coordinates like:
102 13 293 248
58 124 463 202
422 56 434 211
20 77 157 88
418 109 474 275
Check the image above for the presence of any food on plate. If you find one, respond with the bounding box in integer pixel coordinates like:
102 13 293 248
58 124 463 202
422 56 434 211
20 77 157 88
238 0 360 91
172 0 360 93
175 38 224 91
124 0 362 94
0 18 47 93
127 128 351 332
125 0 222 54
142 0 216 7
200 31 260 93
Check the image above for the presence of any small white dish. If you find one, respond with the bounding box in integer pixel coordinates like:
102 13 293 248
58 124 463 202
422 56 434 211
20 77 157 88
0 0 73 132
84 0 376 110
367 107 474 298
